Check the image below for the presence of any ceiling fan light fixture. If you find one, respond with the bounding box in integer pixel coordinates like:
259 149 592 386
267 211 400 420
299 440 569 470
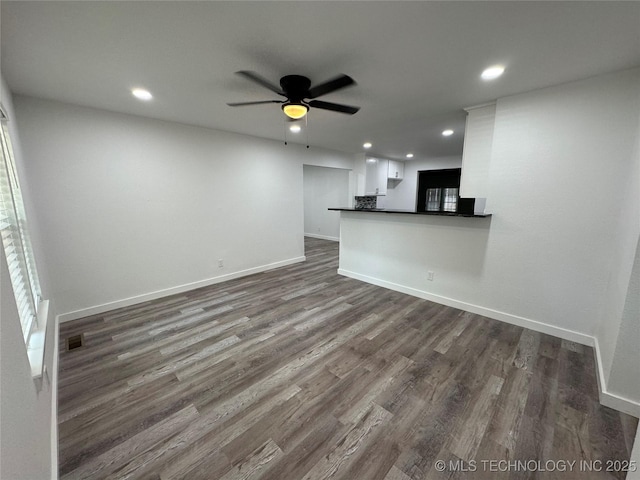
282 103 308 119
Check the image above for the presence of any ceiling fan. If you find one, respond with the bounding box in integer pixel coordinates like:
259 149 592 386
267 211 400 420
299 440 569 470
227 71 360 119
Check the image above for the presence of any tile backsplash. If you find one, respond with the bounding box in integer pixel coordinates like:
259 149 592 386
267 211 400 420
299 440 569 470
354 196 377 209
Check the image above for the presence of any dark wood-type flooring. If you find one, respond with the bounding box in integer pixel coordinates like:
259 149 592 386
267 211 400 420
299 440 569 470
58 237 637 479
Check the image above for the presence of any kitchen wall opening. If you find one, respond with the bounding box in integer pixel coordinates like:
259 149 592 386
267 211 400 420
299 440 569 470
303 165 350 245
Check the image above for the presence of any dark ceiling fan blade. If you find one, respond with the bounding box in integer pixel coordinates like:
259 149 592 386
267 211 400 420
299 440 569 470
236 71 284 96
227 100 283 107
308 100 360 115
307 74 356 99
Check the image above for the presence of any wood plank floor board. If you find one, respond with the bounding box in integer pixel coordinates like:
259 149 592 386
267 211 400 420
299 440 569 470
255 415 348 480
484 367 532 452
60 403 200 480
149 385 302 480
58 237 638 479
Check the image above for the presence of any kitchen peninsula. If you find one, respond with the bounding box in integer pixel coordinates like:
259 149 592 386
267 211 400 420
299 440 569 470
328 208 490 218
329 206 495 326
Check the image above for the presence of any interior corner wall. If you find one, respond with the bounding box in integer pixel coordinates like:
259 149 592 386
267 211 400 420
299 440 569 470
0 77 54 480
600 102 640 404
12 96 353 318
303 165 350 241
483 67 640 338
607 236 640 403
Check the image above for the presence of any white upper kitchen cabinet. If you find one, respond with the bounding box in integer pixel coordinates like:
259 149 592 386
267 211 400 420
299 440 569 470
388 160 404 180
364 157 388 195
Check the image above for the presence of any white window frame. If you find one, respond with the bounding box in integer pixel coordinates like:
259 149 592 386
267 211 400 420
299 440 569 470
0 103 47 378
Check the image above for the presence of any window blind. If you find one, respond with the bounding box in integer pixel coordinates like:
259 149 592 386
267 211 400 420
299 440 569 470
0 117 41 343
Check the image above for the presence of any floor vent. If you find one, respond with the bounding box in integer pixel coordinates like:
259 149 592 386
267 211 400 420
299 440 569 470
67 334 84 351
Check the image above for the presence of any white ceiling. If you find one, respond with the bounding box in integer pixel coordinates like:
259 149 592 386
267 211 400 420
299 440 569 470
2 1 639 161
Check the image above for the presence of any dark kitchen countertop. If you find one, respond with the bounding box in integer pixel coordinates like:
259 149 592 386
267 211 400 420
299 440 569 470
328 208 491 218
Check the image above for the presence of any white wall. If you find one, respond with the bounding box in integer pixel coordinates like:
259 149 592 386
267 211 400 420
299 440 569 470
628 426 640 480
1 77 55 479
303 165 350 241
384 156 462 210
13 96 354 319
608 237 640 402
338 68 640 411
483 68 640 337
1 250 54 480
597 101 640 405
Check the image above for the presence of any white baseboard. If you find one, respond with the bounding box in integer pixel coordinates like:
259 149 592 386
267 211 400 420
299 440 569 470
58 256 306 323
338 268 593 345
304 233 339 242
593 338 640 418
51 315 59 480
338 268 640 418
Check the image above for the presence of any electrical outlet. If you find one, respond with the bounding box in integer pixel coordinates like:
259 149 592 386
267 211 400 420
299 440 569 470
427 271 434 281
218 259 224 268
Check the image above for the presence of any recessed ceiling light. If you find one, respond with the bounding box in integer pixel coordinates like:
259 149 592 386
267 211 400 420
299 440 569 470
481 65 505 80
289 125 301 133
442 129 454 136
363 142 372 149
131 88 153 101
406 153 414 159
